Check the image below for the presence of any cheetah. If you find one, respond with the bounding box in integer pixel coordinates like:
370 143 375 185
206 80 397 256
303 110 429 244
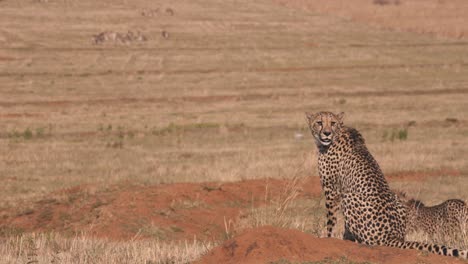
306 111 467 259
398 192 468 241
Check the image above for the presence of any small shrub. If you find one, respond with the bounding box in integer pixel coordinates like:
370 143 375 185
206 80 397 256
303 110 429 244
407 120 416 127
202 185 222 192
170 226 184 233
170 198 207 210
0 226 25 237
107 141 123 148
397 129 407 140
382 128 408 142
7 126 51 140
152 122 220 136
35 127 45 137
445 118 458 123
23 128 33 139
139 225 167 240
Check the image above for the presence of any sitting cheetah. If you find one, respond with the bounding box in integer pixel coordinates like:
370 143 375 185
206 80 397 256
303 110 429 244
306 111 467 259
398 192 468 240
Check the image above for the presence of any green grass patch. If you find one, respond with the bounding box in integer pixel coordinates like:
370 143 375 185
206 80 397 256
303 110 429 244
382 128 408 142
6 126 52 140
152 122 220 136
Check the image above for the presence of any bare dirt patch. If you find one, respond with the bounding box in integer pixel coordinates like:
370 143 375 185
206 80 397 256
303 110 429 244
0 169 458 241
196 226 466 264
0 178 320 241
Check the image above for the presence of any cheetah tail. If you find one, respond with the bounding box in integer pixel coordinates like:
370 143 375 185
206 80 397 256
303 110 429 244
387 240 467 259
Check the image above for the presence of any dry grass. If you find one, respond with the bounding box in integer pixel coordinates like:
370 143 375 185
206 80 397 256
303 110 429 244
0 232 215 264
390 174 468 205
274 0 468 39
235 172 326 235
237 193 327 237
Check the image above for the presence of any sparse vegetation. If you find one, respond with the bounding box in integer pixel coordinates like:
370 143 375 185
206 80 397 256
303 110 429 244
238 196 326 236
152 122 220 136
170 197 207 210
0 233 216 264
382 128 408 142
6 127 50 140
236 175 327 236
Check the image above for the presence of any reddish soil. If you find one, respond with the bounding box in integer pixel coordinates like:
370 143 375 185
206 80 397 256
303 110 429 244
0 178 321 241
0 56 17 61
0 169 459 242
0 113 42 119
196 226 466 264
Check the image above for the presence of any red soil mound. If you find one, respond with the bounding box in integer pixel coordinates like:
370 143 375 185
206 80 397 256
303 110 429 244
196 226 465 264
0 169 458 241
1 178 321 241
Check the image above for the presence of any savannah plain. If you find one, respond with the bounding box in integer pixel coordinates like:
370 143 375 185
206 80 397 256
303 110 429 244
0 0 468 263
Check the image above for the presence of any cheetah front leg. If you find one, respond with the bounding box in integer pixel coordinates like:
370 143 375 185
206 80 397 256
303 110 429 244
343 228 356 241
324 188 340 237
343 224 360 242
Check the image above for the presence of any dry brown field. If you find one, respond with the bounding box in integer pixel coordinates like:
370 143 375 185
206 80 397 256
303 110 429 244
274 0 468 39
0 0 467 263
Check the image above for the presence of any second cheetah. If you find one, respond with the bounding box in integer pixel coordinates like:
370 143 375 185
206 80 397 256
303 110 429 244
405 196 467 240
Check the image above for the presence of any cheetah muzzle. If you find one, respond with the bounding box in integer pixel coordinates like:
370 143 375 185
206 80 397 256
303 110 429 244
306 111 343 148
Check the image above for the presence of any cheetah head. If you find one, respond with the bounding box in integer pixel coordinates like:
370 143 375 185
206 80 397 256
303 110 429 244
306 111 344 147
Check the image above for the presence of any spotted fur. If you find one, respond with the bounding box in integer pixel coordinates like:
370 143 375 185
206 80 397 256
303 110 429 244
306 111 467 259
398 193 468 240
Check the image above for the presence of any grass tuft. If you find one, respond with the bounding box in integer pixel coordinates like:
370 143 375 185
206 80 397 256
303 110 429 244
0 233 215 264
382 128 408 142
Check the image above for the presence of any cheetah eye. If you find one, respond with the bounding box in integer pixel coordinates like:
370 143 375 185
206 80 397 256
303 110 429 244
316 121 323 126
331 122 336 126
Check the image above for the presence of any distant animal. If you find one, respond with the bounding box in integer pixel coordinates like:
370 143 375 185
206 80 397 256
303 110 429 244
92 30 147 45
373 0 401 5
306 111 467 259
165 8 174 16
398 192 468 239
141 8 159 17
93 31 119 45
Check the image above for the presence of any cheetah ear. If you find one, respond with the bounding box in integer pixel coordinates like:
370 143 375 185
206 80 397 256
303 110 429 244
336 112 345 122
305 112 316 120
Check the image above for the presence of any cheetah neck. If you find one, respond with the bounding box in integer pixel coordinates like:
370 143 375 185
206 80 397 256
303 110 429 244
317 126 389 194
